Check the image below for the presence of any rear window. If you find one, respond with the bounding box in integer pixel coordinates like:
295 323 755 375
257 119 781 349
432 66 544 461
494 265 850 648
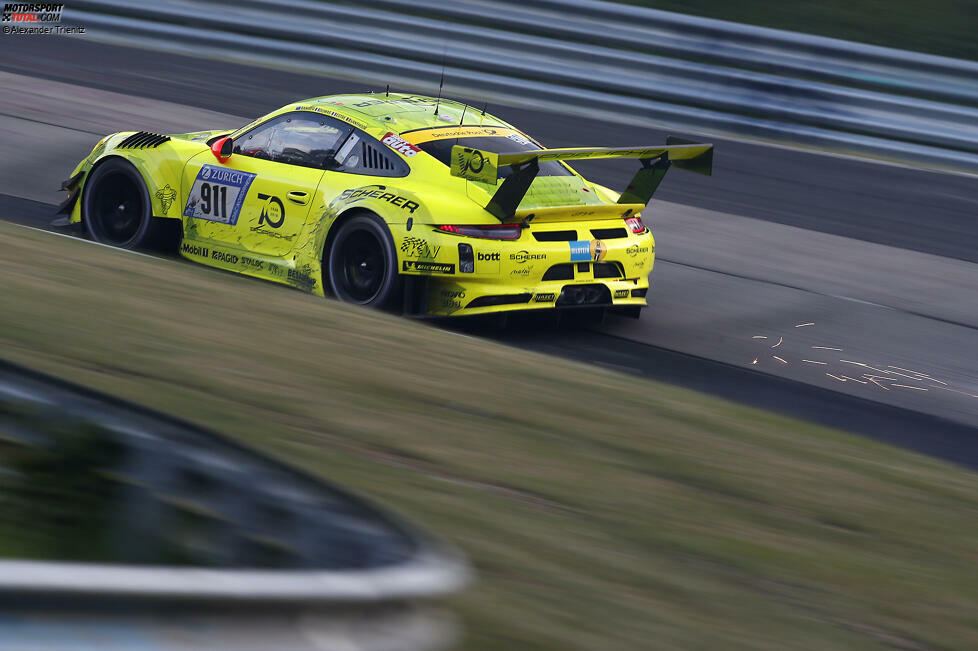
416 135 572 178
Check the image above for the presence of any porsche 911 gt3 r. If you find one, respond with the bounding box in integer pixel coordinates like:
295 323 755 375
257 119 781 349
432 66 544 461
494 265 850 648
59 93 712 318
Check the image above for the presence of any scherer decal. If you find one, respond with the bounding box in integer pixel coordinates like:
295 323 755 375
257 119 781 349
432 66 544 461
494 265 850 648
338 186 420 213
626 244 650 257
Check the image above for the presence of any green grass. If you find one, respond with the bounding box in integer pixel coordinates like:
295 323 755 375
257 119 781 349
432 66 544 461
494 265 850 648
3 220 978 649
623 0 978 62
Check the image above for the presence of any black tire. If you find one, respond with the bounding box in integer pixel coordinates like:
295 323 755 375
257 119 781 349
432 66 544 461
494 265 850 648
82 158 170 249
327 213 401 309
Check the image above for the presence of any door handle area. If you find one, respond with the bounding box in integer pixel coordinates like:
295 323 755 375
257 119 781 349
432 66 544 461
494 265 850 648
287 191 309 205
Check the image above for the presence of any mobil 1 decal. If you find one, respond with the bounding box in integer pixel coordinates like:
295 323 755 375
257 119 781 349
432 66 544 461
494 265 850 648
184 164 257 225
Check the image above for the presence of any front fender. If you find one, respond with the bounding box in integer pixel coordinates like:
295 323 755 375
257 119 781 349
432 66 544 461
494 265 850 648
64 131 210 225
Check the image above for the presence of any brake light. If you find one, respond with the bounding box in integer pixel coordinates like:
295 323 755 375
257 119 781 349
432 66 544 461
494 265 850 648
625 217 647 234
437 224 522 240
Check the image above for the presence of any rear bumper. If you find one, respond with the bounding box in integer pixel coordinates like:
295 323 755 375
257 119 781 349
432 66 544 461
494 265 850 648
424 277 649 317
395 223 655 317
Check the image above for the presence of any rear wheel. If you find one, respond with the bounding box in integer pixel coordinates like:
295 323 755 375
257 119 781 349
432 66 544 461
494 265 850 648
82 158 172 249
327 213 401 309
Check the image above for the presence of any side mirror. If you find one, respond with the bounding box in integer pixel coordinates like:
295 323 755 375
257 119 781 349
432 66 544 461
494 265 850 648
211 136 233 163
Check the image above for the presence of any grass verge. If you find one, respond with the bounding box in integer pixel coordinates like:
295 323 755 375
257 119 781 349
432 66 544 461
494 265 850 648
3 220 978 649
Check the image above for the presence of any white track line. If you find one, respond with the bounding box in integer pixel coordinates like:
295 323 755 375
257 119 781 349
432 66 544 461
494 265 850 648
10 223 163 260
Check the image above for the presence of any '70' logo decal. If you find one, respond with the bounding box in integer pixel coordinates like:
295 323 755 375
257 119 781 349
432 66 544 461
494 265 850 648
256 193 285 228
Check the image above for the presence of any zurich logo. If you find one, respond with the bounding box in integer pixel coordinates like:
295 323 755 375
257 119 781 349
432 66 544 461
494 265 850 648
201 166 212 180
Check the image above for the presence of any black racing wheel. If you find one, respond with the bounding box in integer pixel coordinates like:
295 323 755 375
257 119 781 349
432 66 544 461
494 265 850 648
327 213 401 309
82 158 170 249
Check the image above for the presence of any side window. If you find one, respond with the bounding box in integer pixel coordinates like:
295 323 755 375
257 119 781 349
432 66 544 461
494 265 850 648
332 130 410 178
233 112 352 170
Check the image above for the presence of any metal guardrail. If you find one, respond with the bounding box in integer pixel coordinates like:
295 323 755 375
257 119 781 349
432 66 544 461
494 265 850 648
0 360 468 650
60 0 978 173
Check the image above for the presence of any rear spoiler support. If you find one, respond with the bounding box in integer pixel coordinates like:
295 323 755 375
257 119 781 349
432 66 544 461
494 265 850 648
451 138 713 222
618 156 671 206
485 158 539 222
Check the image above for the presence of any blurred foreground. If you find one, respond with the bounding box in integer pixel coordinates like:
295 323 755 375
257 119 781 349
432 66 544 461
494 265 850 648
3 220 978 648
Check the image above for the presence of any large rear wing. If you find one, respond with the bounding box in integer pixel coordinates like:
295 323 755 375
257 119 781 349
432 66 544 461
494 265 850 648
450 137 713 221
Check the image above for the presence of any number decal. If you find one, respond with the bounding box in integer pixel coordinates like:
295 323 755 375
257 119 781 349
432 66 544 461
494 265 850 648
200 182 211 215
184 165 256 225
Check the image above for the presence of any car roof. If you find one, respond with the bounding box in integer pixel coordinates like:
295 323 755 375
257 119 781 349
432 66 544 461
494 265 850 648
285 93 516 135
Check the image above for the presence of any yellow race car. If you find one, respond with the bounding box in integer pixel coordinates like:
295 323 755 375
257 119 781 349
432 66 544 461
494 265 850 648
59 93 712 318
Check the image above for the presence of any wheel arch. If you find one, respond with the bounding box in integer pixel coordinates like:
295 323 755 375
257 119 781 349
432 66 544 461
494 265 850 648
321 206 384 263
322 208 403 309
81 154 182 250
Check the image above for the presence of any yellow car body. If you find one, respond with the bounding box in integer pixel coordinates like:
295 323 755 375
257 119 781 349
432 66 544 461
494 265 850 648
60 93 712 318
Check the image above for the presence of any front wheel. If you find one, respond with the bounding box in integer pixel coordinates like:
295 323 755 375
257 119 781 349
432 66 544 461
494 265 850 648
82 158 170 249
326 213 401 309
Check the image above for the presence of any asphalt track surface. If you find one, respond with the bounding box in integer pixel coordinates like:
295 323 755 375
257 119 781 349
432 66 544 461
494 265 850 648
2 37 977 468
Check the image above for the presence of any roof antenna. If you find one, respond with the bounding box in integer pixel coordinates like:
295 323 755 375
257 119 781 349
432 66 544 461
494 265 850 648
434 46 446 114
385 84 389 97
454 102 468 148
481 102 487 116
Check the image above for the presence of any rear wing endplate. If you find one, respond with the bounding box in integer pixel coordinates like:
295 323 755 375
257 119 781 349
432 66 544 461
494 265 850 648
450 137 713 221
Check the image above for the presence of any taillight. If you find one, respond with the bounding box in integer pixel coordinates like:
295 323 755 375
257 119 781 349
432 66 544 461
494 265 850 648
625 217 647 234
437 224 522 240
458 243 474 273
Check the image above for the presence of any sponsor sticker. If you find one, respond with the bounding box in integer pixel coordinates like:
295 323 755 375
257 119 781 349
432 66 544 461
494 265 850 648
591 240 607 262
510 250 546 264
184 164 256 225
569 240 591 262
293 105 367 129
569 240 607 262
614 289 630 299
180 242 209 257
403 260 455 274
241 255 264 270
626 244 650 257
213 251 238 264
155 184 176 215
400 236 440 260
476 250 500 272
533 292 556 302
338 186 420 213
401 126 516 143
381 132 421 157
288 268 316 289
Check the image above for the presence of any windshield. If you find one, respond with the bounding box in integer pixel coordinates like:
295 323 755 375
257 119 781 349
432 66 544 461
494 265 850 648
416 135 573 178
